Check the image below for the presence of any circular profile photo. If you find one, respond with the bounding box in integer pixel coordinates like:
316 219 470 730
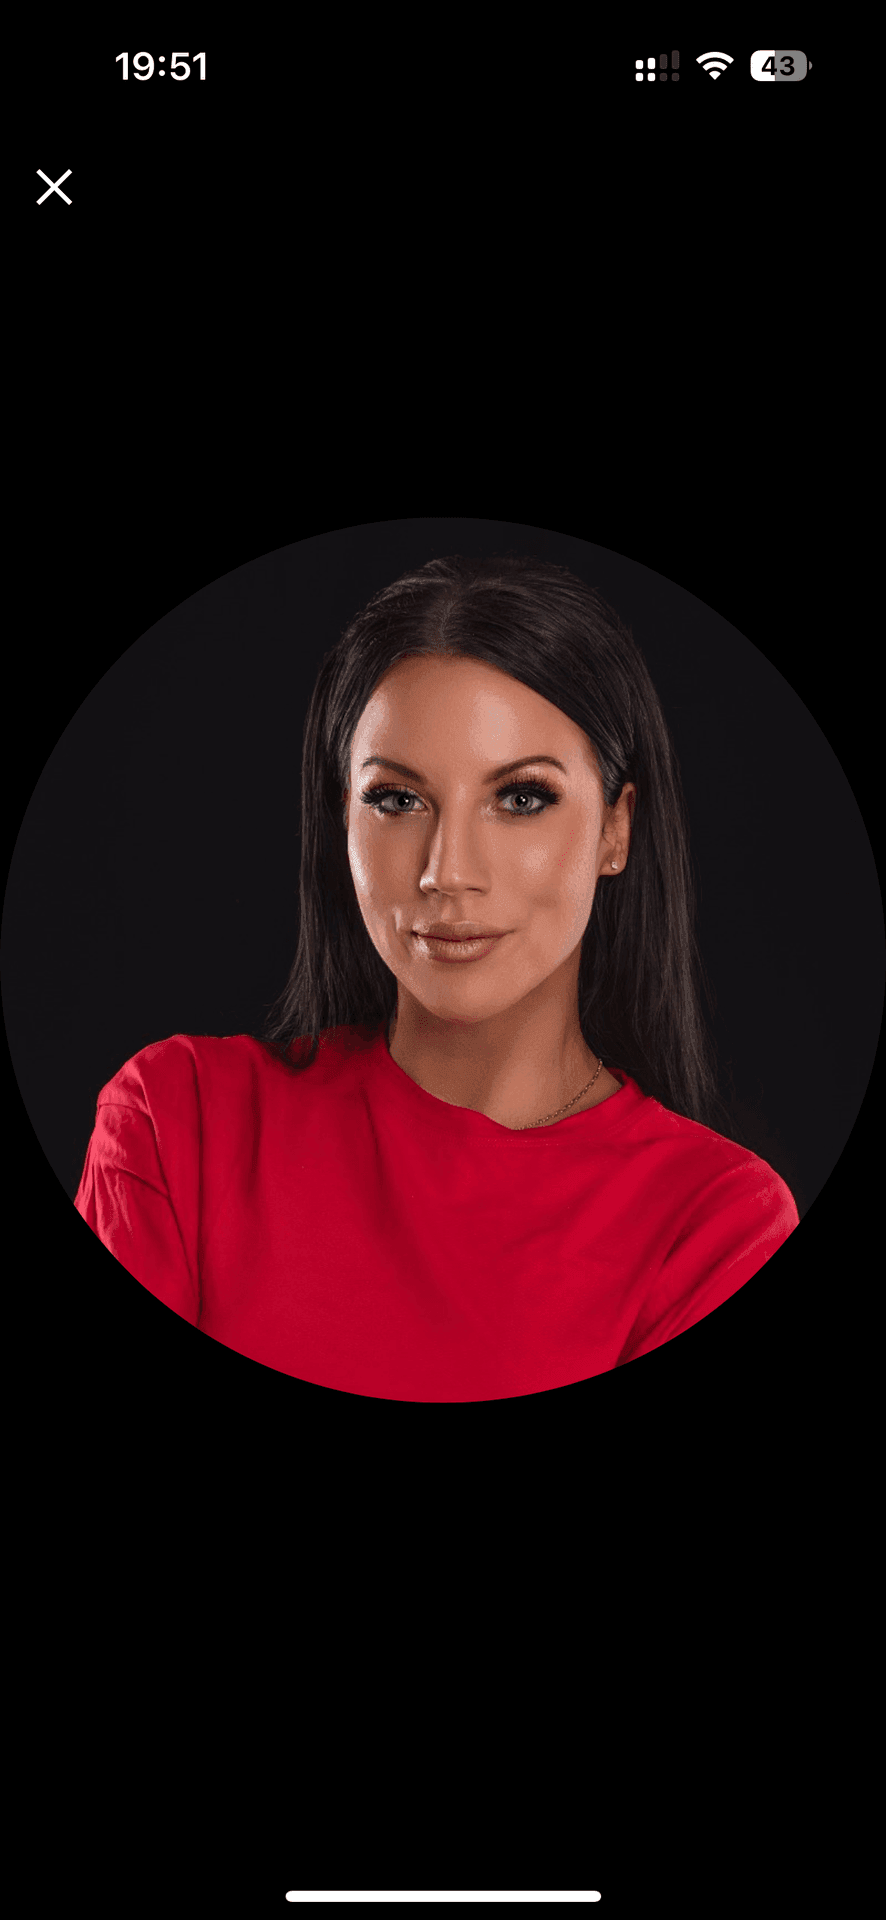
5 522 881 1404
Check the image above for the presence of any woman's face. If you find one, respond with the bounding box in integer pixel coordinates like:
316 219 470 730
343 654 633 1031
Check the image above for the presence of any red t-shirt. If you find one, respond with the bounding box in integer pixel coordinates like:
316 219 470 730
73 1020 799 1401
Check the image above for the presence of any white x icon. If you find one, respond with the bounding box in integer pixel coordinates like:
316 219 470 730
37 169 72 205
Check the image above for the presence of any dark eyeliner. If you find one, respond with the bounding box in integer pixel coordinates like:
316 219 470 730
360 776 561 817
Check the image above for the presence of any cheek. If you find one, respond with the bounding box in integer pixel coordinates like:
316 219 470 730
559 822 598 879
348 832 379 891
541 840 600 925
350 834 402 909
525 824 591 887
347 842 364 890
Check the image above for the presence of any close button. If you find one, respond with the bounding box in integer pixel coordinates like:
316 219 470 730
36 169 72 204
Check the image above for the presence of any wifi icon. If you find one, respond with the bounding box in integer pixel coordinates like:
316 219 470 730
696 50 733 78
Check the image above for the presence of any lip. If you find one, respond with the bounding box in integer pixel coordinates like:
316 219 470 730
411 932 507 963
413 923 509 940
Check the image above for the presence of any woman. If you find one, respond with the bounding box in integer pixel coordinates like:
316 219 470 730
74 552 799 1400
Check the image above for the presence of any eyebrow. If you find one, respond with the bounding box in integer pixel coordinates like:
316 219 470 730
360 754 568 783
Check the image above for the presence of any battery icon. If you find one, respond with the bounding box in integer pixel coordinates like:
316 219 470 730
751 50 812 80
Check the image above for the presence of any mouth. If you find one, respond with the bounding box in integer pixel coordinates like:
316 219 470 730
411 932 507 963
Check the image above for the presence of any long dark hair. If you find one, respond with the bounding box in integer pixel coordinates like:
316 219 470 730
252 551 773 1160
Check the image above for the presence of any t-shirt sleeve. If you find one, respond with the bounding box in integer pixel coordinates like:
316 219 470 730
73 1051 201 1326
618 1157 800 1364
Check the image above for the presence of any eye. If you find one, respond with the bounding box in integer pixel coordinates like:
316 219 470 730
360 778 561 818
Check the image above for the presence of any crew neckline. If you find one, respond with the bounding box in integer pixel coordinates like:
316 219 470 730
370 1017 631 1140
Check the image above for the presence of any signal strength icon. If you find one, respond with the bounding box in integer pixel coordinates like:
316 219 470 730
696 50 733 78
635 52 680 80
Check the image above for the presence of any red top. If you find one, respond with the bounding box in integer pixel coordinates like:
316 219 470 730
73 1020 799 1401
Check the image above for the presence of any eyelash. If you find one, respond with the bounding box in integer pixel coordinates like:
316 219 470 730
360 777 561 820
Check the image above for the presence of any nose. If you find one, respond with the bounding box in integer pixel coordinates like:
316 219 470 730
418 804 497 896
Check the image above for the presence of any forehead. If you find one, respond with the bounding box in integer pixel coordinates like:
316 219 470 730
352 655 596 772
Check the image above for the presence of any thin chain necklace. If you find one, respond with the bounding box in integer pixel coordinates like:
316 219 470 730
514 1049 604 1129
